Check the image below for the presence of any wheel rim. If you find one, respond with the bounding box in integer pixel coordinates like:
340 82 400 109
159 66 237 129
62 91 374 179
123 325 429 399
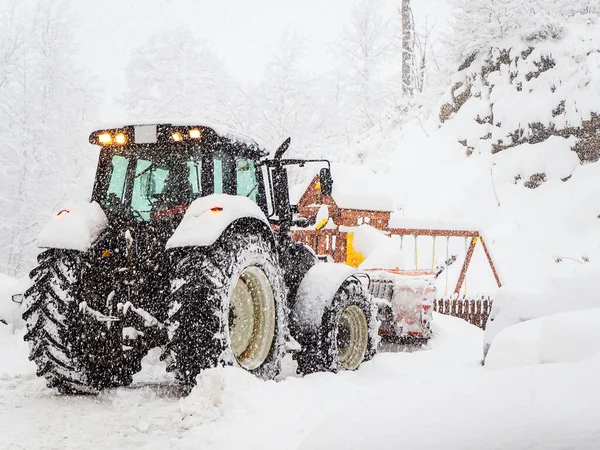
229 266 276 370
337 305 369 370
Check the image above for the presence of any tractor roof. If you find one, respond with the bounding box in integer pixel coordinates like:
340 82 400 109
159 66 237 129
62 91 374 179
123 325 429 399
89 122 268 158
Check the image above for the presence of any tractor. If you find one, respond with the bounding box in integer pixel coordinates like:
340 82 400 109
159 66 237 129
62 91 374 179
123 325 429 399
22 123 381 394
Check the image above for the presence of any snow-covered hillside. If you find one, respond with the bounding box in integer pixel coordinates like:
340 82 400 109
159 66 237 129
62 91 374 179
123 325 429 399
355 20 600 299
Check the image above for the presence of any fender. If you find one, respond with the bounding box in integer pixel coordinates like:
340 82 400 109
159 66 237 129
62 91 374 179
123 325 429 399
292 263 360 331
166 194 271 248
37 201 108 251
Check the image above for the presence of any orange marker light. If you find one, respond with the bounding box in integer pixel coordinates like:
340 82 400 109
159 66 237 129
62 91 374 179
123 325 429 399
211 207 223 213
172 132 183 142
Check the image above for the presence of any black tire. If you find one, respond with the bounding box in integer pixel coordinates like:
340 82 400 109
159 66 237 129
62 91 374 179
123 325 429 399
162 230 287 385
294 278 378 375
22 249 143 394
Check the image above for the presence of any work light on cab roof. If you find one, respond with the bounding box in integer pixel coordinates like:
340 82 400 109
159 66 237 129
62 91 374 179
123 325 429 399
90 124 208 147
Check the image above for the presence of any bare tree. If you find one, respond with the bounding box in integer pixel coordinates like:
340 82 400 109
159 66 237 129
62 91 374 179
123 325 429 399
0 0 96 276
124 27 232 123
401 0 414 97
337 0 395 136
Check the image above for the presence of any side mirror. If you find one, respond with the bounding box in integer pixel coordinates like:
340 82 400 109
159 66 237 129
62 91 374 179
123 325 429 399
319 168 333 197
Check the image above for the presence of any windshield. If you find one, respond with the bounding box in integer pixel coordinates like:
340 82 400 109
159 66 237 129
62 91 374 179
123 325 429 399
97 149 260 221
102 154 201 221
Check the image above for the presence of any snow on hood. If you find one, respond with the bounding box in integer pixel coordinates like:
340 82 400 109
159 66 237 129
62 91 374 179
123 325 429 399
37 201 108 252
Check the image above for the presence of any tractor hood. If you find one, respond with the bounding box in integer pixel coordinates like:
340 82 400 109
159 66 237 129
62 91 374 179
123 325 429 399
37 201 108 251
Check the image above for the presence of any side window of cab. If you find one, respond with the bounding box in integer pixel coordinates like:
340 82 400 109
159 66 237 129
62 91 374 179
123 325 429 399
236 158 258 202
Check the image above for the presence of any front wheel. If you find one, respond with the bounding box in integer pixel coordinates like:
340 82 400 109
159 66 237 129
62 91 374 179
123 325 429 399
294 278 378 375
162 230 288 384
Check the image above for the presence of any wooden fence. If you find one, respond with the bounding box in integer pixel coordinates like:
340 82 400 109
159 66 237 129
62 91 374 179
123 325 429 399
433 296 493 330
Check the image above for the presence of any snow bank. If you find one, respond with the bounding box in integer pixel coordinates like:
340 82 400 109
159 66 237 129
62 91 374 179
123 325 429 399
299 356 600 450
167 194 269 248
0 330 35 378
484 264 600 357
37 201 108 251
485 308 600 369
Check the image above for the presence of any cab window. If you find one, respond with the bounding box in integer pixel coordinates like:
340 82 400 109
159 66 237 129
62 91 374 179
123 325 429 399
213 154 235 195
106 155 129 203
236 158 258 202
131 158 201 221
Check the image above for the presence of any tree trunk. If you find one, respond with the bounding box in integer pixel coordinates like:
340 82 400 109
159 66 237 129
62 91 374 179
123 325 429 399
401 0 413 97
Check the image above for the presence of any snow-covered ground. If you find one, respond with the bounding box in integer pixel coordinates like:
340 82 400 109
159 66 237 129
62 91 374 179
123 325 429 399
1 313 598 449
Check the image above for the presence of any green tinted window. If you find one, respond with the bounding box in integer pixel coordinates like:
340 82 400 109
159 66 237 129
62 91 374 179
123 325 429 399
131 160 168 220
236 158 258 202
214 159 223 194
107 155 129 202
214 155 235 195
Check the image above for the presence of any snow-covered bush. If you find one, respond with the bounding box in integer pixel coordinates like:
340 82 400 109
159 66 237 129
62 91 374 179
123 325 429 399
440 21 600 172
448 0 599 65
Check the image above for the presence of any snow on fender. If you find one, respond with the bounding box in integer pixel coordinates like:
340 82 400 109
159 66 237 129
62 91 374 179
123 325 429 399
292 263 358 329
167 194 270 248
37 201 108 251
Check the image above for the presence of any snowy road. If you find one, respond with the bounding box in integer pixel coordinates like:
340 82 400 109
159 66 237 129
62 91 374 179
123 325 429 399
1 314 598 450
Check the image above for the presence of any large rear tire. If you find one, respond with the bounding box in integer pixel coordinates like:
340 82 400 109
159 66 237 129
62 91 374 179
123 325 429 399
294 278 378 375
22 249 143 394
163 230 287 384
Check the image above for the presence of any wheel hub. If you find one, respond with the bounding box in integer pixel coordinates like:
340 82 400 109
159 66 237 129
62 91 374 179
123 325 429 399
228 266 276 370
337 305 369 370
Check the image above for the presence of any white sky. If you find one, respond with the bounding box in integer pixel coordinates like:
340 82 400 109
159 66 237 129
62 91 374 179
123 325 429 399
72 0 357 118
68 0 452 119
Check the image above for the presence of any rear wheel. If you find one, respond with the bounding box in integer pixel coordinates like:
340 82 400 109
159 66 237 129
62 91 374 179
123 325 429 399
294 278 377 375
22 249 143 394
163 230 287 384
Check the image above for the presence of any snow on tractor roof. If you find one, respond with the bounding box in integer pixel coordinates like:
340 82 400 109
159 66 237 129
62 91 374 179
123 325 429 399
290 163 395 212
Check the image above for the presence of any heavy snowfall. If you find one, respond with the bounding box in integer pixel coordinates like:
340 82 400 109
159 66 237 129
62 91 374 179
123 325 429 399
1 0 600 449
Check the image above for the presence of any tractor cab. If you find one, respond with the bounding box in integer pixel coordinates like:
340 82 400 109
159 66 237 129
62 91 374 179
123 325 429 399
90 124 269 227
